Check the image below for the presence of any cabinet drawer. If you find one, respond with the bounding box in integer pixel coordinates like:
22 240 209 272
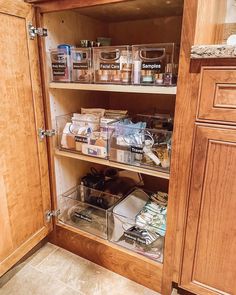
197 67 236 123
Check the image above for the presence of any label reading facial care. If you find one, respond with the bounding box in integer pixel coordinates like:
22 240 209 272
73 62 89 70
141 62 161 70
100 63 120 70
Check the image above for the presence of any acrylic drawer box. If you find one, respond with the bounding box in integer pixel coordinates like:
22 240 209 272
50 48 71 82
108 189 167 262
56 113 116 159
93 46 132 84
71 48 92 83
58 185 121 239
109 119 172 172
132 43 177 86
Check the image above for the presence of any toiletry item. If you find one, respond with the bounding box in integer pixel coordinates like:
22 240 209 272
155 73 164 85
133 60 141 84
141 70 154 84
164 63 173 85
121 63 132 84
97 37 112 46
82 144 107 158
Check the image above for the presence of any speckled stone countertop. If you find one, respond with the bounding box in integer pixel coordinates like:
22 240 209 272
191 44 236 59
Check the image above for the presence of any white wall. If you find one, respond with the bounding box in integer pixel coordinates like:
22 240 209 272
226 0 236 23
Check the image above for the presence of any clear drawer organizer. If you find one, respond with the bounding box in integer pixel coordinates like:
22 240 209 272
108 189 168 262
109 118 172 172
58 185 122 239
132 43 177 86
93 46 132 84
71 48 92 83
50 48 71 82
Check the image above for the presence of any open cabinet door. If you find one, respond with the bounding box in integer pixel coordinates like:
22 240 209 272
0 0 52 276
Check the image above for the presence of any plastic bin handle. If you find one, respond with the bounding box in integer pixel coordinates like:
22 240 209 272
139 48 166 61
99 49 121 61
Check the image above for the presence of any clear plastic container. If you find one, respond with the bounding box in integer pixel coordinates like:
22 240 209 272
132 43 177 86
108 189 167 262
93 46 132 84
50 48 71 82
56 113 120 159
58 185 122 239
71 48 92 83
109 120 172 172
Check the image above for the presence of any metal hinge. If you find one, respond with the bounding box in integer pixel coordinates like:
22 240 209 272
38 128 56 141
28 22 48 40
45 209 60 222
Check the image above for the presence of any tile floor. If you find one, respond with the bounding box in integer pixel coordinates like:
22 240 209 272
0 243 162 295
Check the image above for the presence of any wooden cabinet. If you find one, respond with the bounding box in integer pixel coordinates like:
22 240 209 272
198 67 236 123
0 0 52 276
1 1 235 295
180 125 236 295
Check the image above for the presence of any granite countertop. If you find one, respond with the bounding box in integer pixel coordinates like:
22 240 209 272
191 44 236 59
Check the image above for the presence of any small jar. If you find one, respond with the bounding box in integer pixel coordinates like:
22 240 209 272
155 73 164 85
99 70 109 82
112 70 121 83
141 70 154 84
121 63 132 84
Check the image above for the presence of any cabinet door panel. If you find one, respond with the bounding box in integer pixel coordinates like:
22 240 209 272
180 125 236 295
198 67 236 123
0 0 52 276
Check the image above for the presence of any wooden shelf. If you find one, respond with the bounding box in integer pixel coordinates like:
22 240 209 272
55 149 170 180
49 82 177 95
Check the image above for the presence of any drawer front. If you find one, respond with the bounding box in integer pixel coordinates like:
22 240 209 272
197 67 236 123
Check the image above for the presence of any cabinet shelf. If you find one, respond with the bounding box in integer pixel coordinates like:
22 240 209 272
55 149 170 180
49 82 177 95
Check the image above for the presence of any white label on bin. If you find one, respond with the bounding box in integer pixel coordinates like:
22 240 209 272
73 62 89 70
100 63 120 70
130 146 143 154
141 62 161 70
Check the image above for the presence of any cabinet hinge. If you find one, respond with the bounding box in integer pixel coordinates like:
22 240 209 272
38 128 56 141
28 22 48 40
45 209 60 222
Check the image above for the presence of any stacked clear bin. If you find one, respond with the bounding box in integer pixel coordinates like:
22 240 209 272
132 43 177 86
108 189 167 262
56 112 125 159
71 48 92 83
109 115 172 172
50 48 71 82
93 46 132 84
58 185 121 239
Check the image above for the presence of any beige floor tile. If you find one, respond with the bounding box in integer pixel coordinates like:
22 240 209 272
36 247 159 295
0 265 81 295
26 242 58 267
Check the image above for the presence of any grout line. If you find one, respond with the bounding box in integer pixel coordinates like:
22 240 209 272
31 245 59 268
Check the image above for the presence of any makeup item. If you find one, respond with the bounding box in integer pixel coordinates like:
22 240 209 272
112 70 121 83
164 63 173 85
99 70 109 82
141 70 154 84
121 64 132 84
155 73 164 85
133 60 141 84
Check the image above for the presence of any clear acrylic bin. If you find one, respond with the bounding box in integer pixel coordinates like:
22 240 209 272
132 43 177 86
108 189 167 262
71 48 92 83
93 46 132 84
50 48 71 82
109 121 172 172
56 113 118 159
58 185 122 239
